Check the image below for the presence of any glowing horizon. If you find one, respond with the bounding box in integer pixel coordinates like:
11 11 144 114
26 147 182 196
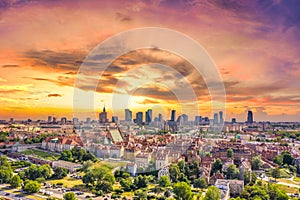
1 0 300 122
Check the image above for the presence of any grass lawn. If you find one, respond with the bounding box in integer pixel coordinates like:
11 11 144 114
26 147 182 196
294 176 300 182
26 195 46 200
277 184 299 194
47 176 83 188
20 149 60 161
278 178 300 186
280 169 292 178
91 160 127 170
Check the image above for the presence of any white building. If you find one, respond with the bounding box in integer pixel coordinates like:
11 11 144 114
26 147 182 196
52 160 82 173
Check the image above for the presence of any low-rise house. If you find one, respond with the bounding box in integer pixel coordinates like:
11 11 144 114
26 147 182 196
110 145 124 158
158 165 170 180
135 152 151 168
127 162 137 176
123 147 140 161
215 179 244 199
209 172 224 185
42 136 83 152
239 159 252 180
222 158 234 172
155 153 169 170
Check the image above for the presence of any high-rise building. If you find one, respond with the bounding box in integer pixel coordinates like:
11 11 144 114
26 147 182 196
135 112 143 124
182 114 188 122
61 117 67 125
213 113 218 125
247 110 253 124
158 113 163 122
195 116 202 125
86 117 91 124
125 109 132 122
219 111 224 124
73 118 79 124
176 115 182 123
53 117 56 124
99 105 108 123
48 116 52 123
171 110 176 121
231 118 236 124
112 116 118 123
146 109 152 123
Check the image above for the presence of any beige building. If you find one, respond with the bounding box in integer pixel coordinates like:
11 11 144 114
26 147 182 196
135 152 151 168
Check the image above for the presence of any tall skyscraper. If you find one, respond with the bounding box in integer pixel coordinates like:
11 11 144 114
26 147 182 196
86 117 91 124
195 116 202 125
136 112 143 124
73 118 79 125
146 109 152 123
247 110 253 124
53 117 56 124
182 114 188 122
213 113 218 125
112 116 118 123
171 110 176 121
219 111 224 124
48 116 52 123
125 109 132 122
99 105 108 123
158 113 163 122
61 117 67 125
231 118 236 124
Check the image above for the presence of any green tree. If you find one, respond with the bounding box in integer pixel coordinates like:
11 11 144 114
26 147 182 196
169 163 180 182
60 150 73 161
120 178 134 191
240 185 269 200
96 180 113 193
24 180 41 193
273 155 283 166
24 164 52 180
271 167 280 181
227 148 234 159
0 156 10 169
250 172 257 185
134 175 148 189
251 156 262 170
173 182 193 200
82 152 97 162
158 175 171 187
194 178 208 189
0 169 13 183
39 164 52 179
134 189 147 200
81 160 94 172
211 158 223 175
282 151 294 165
226 164 239 179
204 186 221 200
82 166 115 194
53 167 68 179
10 175 22 188
63 192 77 200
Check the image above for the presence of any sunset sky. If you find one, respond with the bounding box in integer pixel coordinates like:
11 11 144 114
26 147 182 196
0 0 300 122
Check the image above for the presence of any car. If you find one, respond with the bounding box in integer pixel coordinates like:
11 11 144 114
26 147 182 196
85 195 90 198
5 193 10 196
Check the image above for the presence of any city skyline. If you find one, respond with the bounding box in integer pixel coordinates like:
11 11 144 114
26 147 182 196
0 0 300 122
1 107 256 125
